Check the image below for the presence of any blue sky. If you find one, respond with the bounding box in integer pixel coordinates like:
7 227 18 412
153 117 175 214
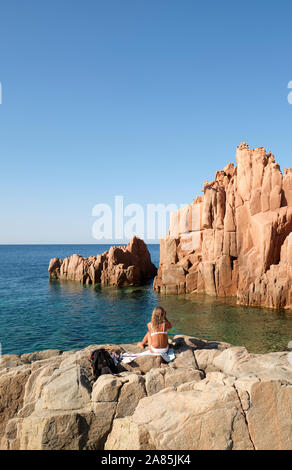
1 0 292 243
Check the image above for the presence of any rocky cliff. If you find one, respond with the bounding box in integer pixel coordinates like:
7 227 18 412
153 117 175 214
1 337 292 450
48 236 157 287
154 142 292 309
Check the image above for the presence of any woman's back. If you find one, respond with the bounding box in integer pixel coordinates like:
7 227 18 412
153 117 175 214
148 320 171 349
137 306 172 352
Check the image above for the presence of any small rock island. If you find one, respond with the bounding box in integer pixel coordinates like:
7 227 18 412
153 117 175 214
48 236 157 287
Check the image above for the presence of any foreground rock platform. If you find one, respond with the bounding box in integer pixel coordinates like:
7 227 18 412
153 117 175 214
48 236 157 287
1 335 292 450
154 142 292 309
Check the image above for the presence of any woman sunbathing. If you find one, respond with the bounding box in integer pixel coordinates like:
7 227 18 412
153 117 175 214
137 306 172 353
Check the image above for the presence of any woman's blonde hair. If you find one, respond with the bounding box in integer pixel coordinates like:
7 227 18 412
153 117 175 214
151 306 166 329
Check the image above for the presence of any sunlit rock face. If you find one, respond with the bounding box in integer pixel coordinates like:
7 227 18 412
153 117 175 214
1 337 292 450
48 236 157 287
153 142 292 309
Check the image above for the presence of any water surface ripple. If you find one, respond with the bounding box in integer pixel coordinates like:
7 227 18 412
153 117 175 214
1 245 292 355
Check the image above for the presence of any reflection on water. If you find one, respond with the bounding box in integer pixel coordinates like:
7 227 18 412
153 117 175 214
159 293 292 354
48 280 292 355
1 243 292 356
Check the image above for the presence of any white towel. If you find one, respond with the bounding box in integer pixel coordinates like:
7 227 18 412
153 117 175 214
121 348 175 364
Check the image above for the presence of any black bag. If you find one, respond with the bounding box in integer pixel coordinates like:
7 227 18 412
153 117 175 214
89 348 117 380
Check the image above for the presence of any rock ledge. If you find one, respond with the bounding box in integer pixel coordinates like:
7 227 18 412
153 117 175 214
1 335 292 450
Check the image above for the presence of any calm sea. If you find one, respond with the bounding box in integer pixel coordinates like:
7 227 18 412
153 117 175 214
1 244 292 355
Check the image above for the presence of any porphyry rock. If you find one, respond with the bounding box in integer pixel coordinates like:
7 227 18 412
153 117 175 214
1 335 292 450
153 143 292 309
48 236 157 287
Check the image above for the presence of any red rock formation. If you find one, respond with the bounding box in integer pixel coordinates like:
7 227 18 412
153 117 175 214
49 236 157 287
153 142 292 309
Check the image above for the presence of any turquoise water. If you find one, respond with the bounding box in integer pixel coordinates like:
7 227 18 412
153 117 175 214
1 244 292 355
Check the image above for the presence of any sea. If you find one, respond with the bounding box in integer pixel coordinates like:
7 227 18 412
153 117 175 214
1 244 292 356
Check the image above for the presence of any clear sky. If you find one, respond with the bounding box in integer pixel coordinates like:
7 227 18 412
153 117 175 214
1 0 292 243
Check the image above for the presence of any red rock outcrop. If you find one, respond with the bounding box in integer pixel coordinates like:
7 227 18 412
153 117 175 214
153 143 292 309
49 236 157 287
